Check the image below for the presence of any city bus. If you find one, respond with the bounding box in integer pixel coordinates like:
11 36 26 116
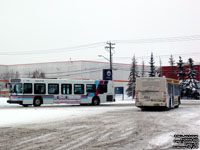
135 77 181 110
7 78 115 107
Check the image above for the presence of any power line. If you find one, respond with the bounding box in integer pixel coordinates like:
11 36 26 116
113 35 200 44
1 35 200 55
114 52 200 60
20 65 110 77
0 42 105 55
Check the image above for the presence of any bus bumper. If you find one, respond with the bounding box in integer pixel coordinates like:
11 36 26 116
7 100 23 105
136 101 166 107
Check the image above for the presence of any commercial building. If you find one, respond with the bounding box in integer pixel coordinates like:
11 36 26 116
0 60 150 95
158 63 200 81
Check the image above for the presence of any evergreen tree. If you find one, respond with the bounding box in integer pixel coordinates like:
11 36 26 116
126 55 138 98
188 58 197 81
177 56 185 81
169 55 175 79
185 58 199 99
149 53 156 77
177 56 186 98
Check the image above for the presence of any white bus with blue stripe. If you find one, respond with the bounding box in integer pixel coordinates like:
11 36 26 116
7 78 115 107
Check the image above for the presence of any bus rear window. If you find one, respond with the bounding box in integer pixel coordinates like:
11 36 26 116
34 83 46 94
142 81 160 88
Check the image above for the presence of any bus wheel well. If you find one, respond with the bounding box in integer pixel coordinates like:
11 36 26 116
33 96 43 106
92 96 100 105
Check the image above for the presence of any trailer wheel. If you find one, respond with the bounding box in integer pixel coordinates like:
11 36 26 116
33 97 42 107
92 97 100 106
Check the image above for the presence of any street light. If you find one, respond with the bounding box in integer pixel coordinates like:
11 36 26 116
98 54 113 80
98 55 110 62
98 54 112 71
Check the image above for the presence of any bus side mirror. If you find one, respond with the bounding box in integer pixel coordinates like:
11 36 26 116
6 83 10 88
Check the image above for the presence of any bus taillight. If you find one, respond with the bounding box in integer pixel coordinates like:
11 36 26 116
136 91 139 100
163 92 166 100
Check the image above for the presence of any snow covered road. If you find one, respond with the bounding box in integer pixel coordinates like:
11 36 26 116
0 98 200 150
0 98 134 127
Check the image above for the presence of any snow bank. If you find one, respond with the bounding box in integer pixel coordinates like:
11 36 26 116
146 132 175 149
0 97 9 106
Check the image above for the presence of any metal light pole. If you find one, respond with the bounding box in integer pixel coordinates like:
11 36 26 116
98 54 113 80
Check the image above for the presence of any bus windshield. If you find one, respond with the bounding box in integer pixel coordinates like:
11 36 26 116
9 83 22 94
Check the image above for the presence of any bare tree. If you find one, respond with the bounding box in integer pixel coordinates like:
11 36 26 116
159 57 162 77
141 59 145 77
32 70 46 78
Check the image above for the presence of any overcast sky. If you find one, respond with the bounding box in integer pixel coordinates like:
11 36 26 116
0 0 200 65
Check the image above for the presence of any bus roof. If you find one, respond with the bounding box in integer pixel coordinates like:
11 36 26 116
136 77 179 84
10 78 108 83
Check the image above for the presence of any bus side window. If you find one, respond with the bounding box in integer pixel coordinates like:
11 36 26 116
61 84 72 95
86 84 96 93
98 85 107 94
74 84 84 94
174 84 180 96
24 83 32 94
48 84 59 94
167 83 172 95
34 83 46 94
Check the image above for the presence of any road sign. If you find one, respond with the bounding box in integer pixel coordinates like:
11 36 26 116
103 69 112 80
115 87 124 94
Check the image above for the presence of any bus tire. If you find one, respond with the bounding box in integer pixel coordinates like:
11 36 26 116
168 99 172 110
174 105 179 108
175 97 181 108
92 97 100 106
33 97 42 107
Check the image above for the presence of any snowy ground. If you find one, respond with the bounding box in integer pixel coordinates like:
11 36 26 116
0 97 134 127
0 97 200 150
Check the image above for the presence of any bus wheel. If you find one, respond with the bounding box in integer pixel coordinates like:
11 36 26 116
92 97 100 106
174 105 179 108
168 99 172 110
33 98 42 107
175 98 180 108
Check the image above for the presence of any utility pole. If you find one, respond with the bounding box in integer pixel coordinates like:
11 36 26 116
105 41 115 72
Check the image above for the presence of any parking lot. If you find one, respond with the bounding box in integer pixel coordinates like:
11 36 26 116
0 99 200 150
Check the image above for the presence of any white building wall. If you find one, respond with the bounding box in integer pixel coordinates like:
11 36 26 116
0 60 150 95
